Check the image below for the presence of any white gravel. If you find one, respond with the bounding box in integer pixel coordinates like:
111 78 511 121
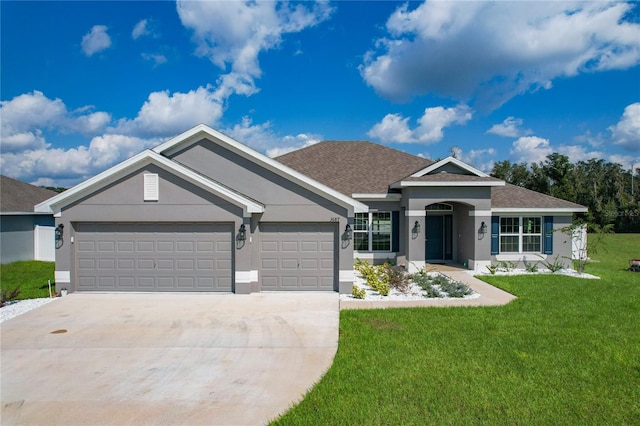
0 297 59 324
340 273 480 302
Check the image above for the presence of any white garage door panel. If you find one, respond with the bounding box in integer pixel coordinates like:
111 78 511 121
260 223 335 291
76 223 232 292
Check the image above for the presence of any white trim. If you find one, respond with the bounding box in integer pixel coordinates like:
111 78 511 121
492 208 586 214
411 156 490 178
352 193 402 201
55 270 70 283
354 252 396 260
405 210 425 217
35 150 265 217
0 211 54 216
235 270 258 284
153 124 368 214
392 180 504 188
469 210 492 216
339 270 354 282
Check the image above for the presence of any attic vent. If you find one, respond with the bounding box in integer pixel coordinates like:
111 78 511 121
144 173 159 201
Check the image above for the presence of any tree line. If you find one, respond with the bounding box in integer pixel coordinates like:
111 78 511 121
491 153 640 232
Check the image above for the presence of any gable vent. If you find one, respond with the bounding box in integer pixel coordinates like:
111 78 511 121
144 173 159 201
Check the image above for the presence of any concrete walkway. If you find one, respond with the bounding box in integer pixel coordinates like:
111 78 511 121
340 271 517 310
1 292 339 426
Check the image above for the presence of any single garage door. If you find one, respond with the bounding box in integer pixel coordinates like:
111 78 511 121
260 223 335 291
75 223 232 292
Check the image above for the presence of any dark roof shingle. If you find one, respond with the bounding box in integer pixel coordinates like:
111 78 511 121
492 183 587 210
276 141 433 195
1 175 58 212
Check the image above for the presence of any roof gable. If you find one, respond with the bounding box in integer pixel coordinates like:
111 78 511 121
1 175 58 212
411 156 489 177
154 125 367 213
35 150 265 216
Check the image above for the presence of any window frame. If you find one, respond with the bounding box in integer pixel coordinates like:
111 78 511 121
353 211 393 252
499 216 542 254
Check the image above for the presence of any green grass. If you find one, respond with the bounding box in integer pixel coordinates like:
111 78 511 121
272 234 640 425
0 260 55 301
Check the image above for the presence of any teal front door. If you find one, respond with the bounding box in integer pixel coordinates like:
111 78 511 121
425 215 453 261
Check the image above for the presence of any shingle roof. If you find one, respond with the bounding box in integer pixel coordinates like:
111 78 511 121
276 141 433 195
1 175 58 212
492 183 587 210
277 141 587 211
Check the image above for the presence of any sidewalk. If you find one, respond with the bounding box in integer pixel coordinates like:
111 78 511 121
340 271 517 310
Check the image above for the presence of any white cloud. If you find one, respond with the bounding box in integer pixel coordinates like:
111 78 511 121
176 0 333 100
361 2 640 109
222 116 321 157
368 104 472 144
487 117 531 138
141 53 168 67
0 134 159 187
557 145 604 163
609 102 640 152
81 25 112 56
461 148 496 173
132 19 158 40
510 136 554 164
111 86 224 138
0 91 111 153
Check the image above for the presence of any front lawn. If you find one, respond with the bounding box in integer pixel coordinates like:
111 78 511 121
272 234 640 424
0 260 55 301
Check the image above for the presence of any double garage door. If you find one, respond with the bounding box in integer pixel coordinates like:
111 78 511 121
76 223 233 292
75 222 336 292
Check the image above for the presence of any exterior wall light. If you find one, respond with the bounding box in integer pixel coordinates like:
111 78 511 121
479 221 487 235
413 220 421 234
55 224 64 249
238 224 246 241
344 224 353 240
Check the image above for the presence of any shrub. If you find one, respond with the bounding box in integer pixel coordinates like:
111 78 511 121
524 260 539 273
355 259 390 296
386 263 411 293
498 261 518 272
351 285 366 299
486 264 499 275
412 270 443 298
1 285 21 307
438 279 473 298
538 255 565 273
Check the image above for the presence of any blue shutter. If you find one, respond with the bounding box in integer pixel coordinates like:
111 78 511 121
491 216 500 255
392 211 400 252
543 216 553 254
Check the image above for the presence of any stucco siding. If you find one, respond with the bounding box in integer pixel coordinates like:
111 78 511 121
169 140 343 210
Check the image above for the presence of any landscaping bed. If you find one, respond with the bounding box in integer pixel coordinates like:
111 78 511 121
340 260 478 302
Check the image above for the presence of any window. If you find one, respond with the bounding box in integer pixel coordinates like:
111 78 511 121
354 212 392 251
500 217 542 253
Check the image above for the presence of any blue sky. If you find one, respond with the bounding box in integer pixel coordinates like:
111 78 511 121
1 1 639 187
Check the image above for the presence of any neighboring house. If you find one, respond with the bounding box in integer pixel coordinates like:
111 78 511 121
35 125 587 294
1 175 57 264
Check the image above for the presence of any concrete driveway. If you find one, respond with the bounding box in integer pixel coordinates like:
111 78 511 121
1 292 339 425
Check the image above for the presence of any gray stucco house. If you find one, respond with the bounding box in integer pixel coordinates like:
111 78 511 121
1 175 57 264
36 124 587 294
